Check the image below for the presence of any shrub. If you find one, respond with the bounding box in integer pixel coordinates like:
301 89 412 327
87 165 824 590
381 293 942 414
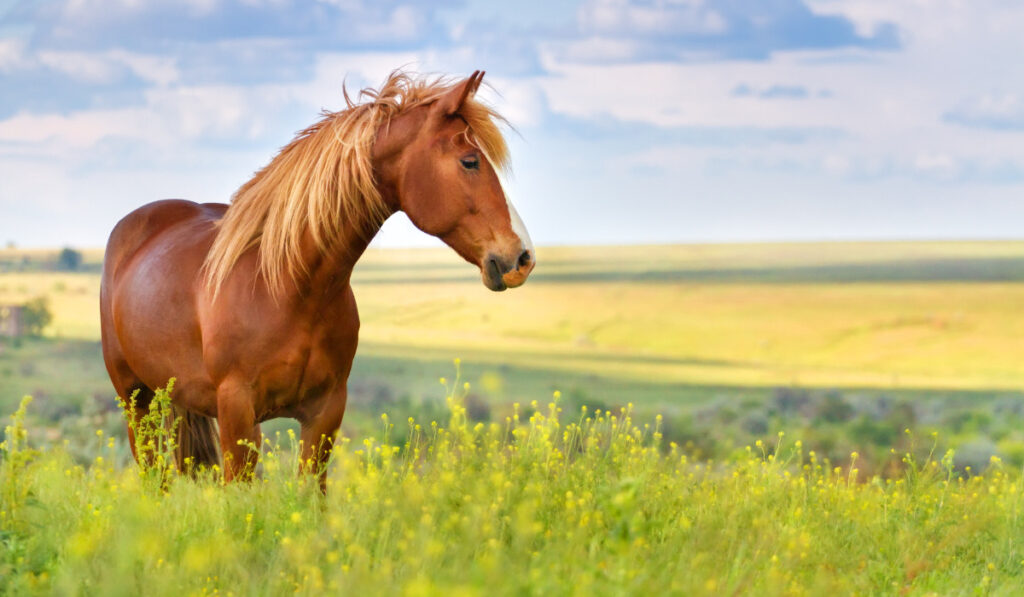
21 296 52 337
816 392 854 423
56 247 83 271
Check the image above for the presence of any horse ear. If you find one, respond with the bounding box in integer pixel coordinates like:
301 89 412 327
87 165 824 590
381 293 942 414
436 70 485 116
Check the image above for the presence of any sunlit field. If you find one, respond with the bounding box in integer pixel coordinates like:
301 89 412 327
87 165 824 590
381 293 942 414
3 241 1024 594
4 241 1024 393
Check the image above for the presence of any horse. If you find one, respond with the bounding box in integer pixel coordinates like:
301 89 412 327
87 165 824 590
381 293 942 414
99 70 535 491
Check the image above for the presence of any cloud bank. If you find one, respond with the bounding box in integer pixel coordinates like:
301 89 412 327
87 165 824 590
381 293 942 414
2 0 1024 247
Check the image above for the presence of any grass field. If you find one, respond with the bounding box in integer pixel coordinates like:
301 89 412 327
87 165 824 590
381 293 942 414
4 391 1024 595
4 241 1024 390
2 241 1024 594
3 241 1024 453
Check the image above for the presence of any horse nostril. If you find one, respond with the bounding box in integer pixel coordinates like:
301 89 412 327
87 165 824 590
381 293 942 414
487 256 502 277
517 250 532 268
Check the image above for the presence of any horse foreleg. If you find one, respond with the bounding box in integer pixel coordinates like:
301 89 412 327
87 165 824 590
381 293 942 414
215 378 260 482
299 388 348 494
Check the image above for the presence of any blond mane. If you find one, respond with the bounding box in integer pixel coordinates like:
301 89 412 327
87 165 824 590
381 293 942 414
203 70 510 298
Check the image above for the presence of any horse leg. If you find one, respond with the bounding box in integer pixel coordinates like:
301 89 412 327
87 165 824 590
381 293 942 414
215 378 261 482
100 336 155 466
114 378 155 466
299 388 348 494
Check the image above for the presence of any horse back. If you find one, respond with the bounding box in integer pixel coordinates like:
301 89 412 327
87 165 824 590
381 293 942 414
103 200 225 283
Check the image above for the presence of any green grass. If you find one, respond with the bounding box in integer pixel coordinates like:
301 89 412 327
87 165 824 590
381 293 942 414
3 393 1024 595
0 338 107 411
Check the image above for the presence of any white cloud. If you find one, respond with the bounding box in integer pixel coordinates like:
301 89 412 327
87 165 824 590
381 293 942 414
0 83 289 150
557 37 644 63
913 152 956 176
531 0 1024 187
5 47 180 86
4 1 1024 247
577 0 727 36
110 50 181 86
63 0 147 13
37 51 124 84
822 154 851 176
477 78 547 128
144 84 294 139
805 0 998 42
0 38 28 72
944 92 1024 131
0 109 151 147
350 5 424 42
182 0 220 15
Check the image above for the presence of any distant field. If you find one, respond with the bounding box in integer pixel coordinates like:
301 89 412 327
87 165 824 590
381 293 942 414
0 247 104 273
2 241 1023 411
349 241 1024 390
355 241 1024 284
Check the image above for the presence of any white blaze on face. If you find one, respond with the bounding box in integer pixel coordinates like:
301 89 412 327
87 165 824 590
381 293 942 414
506 196 533 257
484 165 535 289
485 153 533 270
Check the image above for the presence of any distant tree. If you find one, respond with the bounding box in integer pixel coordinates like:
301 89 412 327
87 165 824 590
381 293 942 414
57 247 83 271
21 296 53 337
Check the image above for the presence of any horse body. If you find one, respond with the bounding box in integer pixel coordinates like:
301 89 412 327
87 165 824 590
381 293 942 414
102 198 358 416
100 71 534 489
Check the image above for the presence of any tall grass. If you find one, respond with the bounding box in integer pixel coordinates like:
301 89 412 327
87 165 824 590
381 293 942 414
2 380 1024 596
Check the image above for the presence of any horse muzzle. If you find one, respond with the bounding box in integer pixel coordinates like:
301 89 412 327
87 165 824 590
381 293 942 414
483 249 535 292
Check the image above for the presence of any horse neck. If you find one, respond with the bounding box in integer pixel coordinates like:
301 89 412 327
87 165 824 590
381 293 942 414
298 213 386 299
294 110 416 299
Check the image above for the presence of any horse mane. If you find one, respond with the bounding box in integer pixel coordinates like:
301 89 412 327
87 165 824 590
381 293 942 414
202 70 510 298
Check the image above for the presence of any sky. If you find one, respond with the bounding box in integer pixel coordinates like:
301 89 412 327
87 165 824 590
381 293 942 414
1 0 1023 249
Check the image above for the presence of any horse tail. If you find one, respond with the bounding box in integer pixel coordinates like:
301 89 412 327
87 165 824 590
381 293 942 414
174 406 221 474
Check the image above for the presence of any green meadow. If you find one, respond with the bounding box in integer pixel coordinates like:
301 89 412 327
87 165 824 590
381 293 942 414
5 241 1024 392
3 242 1024 410
5 392 1024 595
3 240 1024 594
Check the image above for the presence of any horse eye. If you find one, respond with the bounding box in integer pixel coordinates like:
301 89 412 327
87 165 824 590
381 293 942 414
460 156 480 170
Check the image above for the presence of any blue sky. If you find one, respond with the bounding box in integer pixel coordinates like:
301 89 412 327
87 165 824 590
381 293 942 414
2 0 1023 248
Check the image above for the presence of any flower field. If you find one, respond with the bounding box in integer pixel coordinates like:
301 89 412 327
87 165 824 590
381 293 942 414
3 387 1023 596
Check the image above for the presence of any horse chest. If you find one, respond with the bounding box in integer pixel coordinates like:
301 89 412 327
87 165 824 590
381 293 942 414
251 323 357 420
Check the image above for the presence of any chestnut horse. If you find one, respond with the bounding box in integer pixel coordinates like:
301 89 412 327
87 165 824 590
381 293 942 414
99 70 535 490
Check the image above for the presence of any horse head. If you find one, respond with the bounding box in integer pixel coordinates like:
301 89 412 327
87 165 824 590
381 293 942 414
374 71 535 291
